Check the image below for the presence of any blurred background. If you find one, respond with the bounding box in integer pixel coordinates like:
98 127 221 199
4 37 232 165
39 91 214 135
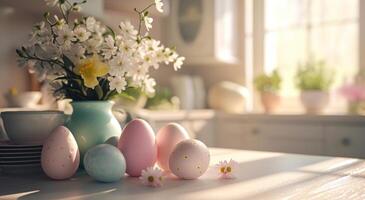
1 0 365 158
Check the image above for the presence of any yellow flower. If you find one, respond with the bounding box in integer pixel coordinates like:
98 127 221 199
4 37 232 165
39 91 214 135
74 56 109 89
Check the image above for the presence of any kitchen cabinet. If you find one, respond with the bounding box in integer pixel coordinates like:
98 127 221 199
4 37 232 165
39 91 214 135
324 125 365 158
216 121 324 155
216 113 365 158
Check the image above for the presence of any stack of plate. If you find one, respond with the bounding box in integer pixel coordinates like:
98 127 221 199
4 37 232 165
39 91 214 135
0 141 42 173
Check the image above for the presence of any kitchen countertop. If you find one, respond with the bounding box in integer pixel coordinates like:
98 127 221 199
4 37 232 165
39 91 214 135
132 109 365 124
1 148 365 200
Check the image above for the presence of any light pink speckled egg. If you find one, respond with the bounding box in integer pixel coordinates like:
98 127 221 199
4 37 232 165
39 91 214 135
41 126 79 180
118 119 157 177
169 139 210 179
156 123 189 172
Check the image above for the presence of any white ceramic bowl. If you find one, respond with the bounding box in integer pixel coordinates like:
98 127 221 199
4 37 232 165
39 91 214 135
1 111 67 145
5 91 42 108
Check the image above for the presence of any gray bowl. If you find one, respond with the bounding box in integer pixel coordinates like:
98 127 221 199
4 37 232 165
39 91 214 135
1 111 67 145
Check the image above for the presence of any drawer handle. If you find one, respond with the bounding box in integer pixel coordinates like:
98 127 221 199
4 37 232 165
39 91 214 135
341 138 351 146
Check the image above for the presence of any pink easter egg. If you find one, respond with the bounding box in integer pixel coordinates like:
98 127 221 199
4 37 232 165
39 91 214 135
118 119 157 177
41 126 80 180
156 123 190 171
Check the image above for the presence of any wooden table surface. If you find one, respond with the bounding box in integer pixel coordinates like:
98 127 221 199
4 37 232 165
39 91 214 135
1 148 365 200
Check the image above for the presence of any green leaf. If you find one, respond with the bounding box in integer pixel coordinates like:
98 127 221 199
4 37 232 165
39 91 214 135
95 85 104 100
16 49 24 57
62 55 75 69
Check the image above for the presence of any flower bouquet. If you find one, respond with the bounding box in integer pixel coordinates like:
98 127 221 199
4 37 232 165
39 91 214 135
16 0 184 101
15 0 184 159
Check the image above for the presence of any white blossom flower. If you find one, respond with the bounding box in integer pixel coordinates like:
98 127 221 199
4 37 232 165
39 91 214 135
45 0 59 7
86 17 96 32
140 167 164 187
143 16 153 31
68 44 85 61
155 0 164 13
74 26 91 42
94 22 106 35
216 159 239 179
109 53 133 76
57 28 75 50
54 15 67 30
173 56 185 71
141 52 159 69
119 21 137 40
128 65 148 82
118 39 136 56
144 76 156 95
108 76 127 93
86 35 103 53
102 35 117 59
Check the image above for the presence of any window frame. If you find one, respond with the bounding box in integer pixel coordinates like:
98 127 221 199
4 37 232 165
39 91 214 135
244 0 363 113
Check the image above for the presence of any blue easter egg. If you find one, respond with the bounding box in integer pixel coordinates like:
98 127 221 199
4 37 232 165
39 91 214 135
84 144 126 182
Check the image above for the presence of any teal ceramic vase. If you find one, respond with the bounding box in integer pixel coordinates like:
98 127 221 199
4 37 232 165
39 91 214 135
67 101 121 165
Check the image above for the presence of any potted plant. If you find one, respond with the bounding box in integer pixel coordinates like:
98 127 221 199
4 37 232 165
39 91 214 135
15 0 184 162
295 60 333 114
254 70 282 113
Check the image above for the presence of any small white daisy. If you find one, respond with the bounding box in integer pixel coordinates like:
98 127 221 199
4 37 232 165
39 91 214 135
216 159 239 179
140 166 164 187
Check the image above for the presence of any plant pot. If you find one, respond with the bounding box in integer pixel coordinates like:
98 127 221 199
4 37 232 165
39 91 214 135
300 91 329 114
260 91 280 113
67 101 121 165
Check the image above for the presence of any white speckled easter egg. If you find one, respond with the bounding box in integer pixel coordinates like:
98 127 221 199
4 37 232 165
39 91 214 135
169 139 210 179
156 123 190 171
84 144 126 182
118 119 157 177
41 126 79 180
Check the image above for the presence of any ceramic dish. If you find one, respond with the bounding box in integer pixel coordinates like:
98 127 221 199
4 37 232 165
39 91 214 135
4 91 42 108
1 111 67 145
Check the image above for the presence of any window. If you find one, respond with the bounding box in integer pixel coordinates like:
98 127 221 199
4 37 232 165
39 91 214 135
245 0 360 112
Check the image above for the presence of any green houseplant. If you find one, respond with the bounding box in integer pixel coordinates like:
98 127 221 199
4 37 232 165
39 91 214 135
254 70 282 113
295 60 333 114
16 0 184 162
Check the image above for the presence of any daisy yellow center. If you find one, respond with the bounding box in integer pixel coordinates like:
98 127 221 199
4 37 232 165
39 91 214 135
148 176 154 183
226 166 232 173
220 167 225 173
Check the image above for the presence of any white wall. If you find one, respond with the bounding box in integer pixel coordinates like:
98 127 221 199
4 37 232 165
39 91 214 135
0 8 37 106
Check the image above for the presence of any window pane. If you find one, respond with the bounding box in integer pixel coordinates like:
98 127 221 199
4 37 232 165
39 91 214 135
263 0 359 97
310 0 359 25
265 0 308 31
309 23 359 86
264 29 308 95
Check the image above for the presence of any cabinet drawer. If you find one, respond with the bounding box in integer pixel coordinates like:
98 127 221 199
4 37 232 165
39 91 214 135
216 122 260 150
324 126 365 158
217 122 324 155
257 124 323 155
